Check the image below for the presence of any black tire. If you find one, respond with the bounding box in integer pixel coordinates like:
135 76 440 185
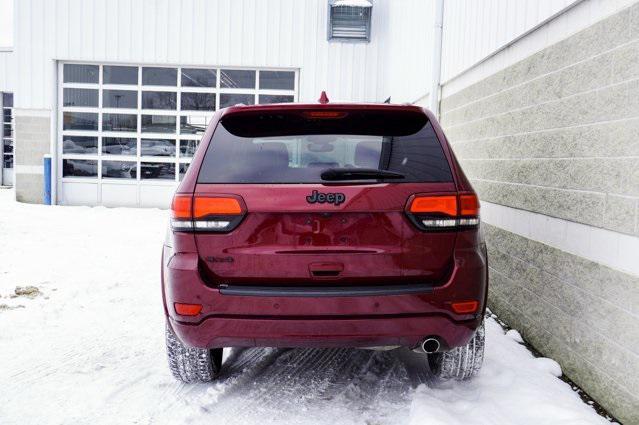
427 319 485 380
165 323 223 383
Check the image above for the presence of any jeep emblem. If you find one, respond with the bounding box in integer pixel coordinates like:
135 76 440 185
306 190 346 206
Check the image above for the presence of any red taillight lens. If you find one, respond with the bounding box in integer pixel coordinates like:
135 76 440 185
409 195 457 216
170 194 245 232
460 194 480 216
193 197 242 218
407 193 479 230
451 300 479 314
174 303 202 316
171 194 192 219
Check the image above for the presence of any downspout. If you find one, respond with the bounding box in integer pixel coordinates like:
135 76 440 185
429 0 444 119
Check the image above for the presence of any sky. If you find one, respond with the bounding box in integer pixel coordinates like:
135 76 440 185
0 0 13 48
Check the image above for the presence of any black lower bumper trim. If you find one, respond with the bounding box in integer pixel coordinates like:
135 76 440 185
218 283 434 297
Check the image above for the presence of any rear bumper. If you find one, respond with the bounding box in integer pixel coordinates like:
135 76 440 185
169 314 481 349
162 241 487 350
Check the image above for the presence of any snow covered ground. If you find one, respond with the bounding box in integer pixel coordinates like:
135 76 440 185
0 189 612 425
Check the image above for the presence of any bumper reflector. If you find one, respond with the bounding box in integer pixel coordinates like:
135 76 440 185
451 300 479 314
174 303 203 316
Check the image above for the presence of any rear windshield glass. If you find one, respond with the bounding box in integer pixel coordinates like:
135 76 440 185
197 110 453 184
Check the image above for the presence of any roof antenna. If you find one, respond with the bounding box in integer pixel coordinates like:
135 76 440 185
318 91 329 104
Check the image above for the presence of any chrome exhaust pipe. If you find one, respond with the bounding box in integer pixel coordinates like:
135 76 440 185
421 338 441 354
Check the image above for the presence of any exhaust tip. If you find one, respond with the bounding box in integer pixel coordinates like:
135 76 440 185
421 338 441 354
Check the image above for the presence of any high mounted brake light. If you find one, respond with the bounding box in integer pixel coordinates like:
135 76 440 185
171 194 245 233
406 193 480 230
303 111 348 119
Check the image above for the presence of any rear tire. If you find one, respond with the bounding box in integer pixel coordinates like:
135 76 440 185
427 319 485 380
165 323 222 383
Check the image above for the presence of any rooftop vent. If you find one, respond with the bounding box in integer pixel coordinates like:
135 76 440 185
328 0 372 42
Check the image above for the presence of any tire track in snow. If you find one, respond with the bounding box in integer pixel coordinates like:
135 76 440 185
168 348 418 425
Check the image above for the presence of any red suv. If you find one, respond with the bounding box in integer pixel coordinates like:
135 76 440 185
162 99 488 383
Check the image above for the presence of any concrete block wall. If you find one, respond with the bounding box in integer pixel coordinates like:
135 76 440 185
440 3 639 424
14 111 51 203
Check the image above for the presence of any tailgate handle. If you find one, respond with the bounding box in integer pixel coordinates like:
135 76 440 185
309 262 343 278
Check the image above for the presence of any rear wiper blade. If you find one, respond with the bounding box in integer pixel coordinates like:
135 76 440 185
320 168 405 181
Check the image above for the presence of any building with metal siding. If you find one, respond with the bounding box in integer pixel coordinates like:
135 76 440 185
1 0 638 421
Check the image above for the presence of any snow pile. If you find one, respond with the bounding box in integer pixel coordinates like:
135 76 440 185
0 189 609 425
506 328 524 343
408 319 600 425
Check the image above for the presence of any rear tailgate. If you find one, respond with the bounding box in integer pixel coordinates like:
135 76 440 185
194 182 457 286
177 105 466 289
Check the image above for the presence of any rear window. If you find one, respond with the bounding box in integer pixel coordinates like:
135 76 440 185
197 110 453 184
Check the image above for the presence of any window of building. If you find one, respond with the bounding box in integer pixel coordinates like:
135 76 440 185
59 64 297 189
328 0 373 42
2 92 14 184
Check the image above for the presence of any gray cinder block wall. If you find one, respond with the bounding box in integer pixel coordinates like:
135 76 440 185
440 4 639 424
14 112 51 203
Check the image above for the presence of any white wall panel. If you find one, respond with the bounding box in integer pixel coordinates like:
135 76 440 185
11 0 436 109
441 0 638 98
101 184 138 208
9 0 637 114
0 51 15 91
60 182 99 206
441 0 578 83
139 184 176 209
381 0 435 103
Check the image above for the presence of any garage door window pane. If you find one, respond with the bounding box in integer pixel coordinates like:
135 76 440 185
102 113 137 132
181 93 215 111
141 162 175 180
103 66 138 85
220 93 254 108
142 92 177 110
259 71 295 90
141 139 176 157
64 64 99 84
103 90 138 108
142 67 177 86
180 116 208 135
102 161 137 179
182 69 217 87
62 136 98 154
102 137 137 155
63 159 98 177
180 140 198 157
63 112 98 130
2 93 13 107
142 115 176 133
220 70 255 88
63 88 98 107
179 163 189 180
3 139 13 154
258 94 294 104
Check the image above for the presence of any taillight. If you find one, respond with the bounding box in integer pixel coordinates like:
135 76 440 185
171 194 245 233
406 193 479 230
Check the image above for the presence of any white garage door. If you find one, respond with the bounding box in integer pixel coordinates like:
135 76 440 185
58 63 297 208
